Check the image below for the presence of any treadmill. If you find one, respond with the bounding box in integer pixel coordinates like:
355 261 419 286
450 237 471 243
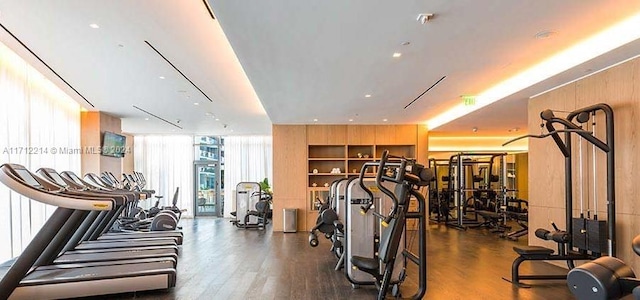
0 163 176 299
57 170 183 245
39 168 183 243
51 173 179 251
32 168 179 265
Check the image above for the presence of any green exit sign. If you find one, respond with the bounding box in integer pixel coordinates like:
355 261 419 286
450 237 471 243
462 95 476 106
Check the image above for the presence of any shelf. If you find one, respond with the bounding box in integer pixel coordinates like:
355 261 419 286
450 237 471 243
376 145 415 158
308 158 345 161
309 173 345 175
308 145 345 158
347 145 373 159
347 158 375 161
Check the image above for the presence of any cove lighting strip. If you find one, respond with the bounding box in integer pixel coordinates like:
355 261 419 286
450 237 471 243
428 136 528 152
426 11 640 130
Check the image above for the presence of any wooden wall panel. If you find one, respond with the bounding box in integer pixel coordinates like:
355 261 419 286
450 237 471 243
80 111 101 175
306 125 347 145
375 125 417 145
273 124 428 232
528 56 640 268
81 111 123 176
272 125 307 231
347 125 376 144
515 153 528 200
99 112 122 175
416 125 429 165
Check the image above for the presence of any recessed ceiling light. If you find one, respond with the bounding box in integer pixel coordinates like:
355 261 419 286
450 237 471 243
401 41 411 46
313 118 318 122
193 102 199 105
144 118 149 121
89 23 100 29
392 52 402 58
117 44 124 48
215 118 220 121
364 94 372 98
382 118 388 122
159 76 165 79
472 127 478 132
348 119 354 122
205 112 213 116
535 30 555 39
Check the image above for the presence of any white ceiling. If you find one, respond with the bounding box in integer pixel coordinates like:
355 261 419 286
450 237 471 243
1 1 640 138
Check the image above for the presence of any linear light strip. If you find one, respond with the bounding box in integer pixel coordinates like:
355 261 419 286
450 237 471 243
144 40 213 102
429 145 528 152
0 22 95 107
132 105 183 129
529 52 640 99
404 75 447 109
202 0 216 20
430 136 521 141
426 10 640 130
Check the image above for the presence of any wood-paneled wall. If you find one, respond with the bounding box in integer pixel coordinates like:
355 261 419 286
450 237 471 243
99 113 122 175
307 125 347 145
272 124 428 232
272 125 308 232
515 153 529 200
80 111 123 176
528 56 640 270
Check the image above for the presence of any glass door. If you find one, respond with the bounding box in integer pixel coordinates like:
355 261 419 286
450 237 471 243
195 162 220 217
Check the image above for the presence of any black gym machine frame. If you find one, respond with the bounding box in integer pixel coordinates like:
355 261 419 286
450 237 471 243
445 152 508 230
504 103 615 287
349 152 430 299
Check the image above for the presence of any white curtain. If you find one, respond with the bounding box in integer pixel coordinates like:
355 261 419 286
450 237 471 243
223 136 272 218
134 135 194 218
0 41 81 261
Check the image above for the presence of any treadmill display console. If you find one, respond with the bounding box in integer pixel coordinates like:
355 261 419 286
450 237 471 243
49 172 68 187
66 172 84 185
14 168 42 188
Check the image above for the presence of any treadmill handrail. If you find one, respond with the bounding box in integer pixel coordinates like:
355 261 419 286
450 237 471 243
60 171 137 203
0 164 115 211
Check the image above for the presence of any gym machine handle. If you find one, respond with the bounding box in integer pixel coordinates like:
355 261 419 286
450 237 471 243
376 150 400 227
535 228 571 244
358 162 379 215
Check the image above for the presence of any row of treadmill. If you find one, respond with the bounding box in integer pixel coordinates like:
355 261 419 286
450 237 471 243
0 163 183 299
309 151 434 300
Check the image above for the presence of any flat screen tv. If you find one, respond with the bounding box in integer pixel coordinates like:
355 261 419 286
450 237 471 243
102 131 126 158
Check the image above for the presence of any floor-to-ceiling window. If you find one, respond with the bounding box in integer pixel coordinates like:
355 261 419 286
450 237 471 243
0 41 81 261
222 136 272 218
133 135 194 217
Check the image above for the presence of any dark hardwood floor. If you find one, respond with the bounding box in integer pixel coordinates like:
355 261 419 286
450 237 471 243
86 218 582 300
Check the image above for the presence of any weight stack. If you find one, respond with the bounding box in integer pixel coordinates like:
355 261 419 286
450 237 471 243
587 219 608 255
572 218 587 251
